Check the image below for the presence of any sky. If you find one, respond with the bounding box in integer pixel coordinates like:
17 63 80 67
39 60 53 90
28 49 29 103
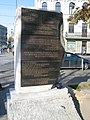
0 0 34 34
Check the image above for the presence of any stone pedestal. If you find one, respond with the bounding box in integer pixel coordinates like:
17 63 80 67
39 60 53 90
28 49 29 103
7 88 82 120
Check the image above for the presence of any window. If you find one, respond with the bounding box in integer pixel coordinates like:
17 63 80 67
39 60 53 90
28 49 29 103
68 23 74 33
69 2 75 15
55 2 61 13
82 23 87 37
67 41 76 52
42 2 47 10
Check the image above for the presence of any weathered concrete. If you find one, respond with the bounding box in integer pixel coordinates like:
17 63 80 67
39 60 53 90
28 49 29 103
7 88 82 120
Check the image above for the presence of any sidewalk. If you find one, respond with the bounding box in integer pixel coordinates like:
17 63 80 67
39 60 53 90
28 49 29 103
0 53 14 120
0 52 13 57
74 88 90 120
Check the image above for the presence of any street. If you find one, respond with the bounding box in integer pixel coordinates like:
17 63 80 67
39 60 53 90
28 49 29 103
60 68 90 86
0 53 14 120
0 53 14 85
0 53 90 120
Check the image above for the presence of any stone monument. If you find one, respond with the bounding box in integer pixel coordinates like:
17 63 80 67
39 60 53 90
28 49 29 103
14 7 65 92
7 7 82 120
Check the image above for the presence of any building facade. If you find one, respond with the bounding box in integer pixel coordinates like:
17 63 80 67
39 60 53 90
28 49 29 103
0 25 7 50
35 0 90 54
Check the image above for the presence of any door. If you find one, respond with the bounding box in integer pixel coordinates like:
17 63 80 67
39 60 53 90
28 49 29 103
82 41 87 55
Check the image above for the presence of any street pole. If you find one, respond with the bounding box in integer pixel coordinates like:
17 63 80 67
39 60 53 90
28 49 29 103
16 0 17 8
82 58 84 71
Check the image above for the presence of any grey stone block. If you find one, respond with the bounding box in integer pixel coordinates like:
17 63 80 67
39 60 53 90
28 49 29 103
7 88 82 120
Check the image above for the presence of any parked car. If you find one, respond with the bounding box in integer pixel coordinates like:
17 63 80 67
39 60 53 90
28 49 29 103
61 52 90 69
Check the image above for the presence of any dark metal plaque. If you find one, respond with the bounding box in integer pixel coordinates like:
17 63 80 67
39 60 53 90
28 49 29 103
21 8 64 87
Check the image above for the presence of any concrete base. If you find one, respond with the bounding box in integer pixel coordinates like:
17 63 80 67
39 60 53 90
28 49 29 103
7 88 82 120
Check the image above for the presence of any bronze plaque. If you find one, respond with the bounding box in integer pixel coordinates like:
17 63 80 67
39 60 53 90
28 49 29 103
21 8 64 87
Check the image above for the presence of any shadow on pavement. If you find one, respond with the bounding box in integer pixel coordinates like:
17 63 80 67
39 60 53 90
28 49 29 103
68 87 84 120
55 69 90 120
0 82 14 117
59 69 90 86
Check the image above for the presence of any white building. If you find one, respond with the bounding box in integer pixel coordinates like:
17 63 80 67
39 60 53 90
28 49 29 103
35 0 90 55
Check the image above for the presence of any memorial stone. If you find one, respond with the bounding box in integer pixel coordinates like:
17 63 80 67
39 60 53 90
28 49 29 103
15 7 65 90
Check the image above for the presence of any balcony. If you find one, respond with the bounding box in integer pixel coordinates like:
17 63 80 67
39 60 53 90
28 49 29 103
65 32 90 40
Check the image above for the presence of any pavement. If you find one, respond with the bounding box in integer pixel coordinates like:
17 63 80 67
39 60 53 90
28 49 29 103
60 69 90 86
0 52 14 120
74 88 90 120
0 53 90 120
